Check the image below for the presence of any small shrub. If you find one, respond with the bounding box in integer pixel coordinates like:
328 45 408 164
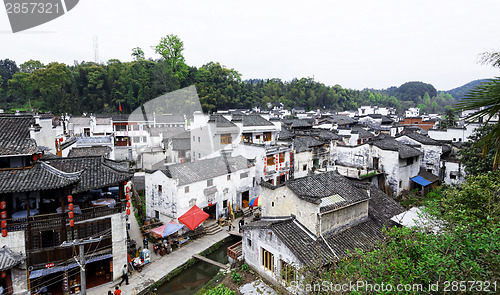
231 271 242 284
241 263 249 272
204 284 235 295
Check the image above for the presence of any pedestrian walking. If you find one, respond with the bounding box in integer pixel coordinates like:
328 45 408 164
114 286 122 295
143 236 149 249
239 217 245 233
119 264 129 286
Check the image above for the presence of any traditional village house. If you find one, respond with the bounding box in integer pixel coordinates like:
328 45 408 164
334 136 422 198
242 172 404 290
0 114 132 294
145 156 256 223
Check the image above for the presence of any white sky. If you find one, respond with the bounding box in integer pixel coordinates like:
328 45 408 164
1 0 499 90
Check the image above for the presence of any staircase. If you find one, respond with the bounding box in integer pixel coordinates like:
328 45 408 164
241 207 253 218
204 222 222 235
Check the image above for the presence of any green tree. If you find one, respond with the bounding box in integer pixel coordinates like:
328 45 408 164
456 51 500 167
131 47 145 61
438 109 457 129
19 60 44 73
459 124 497 175
154 34 188 82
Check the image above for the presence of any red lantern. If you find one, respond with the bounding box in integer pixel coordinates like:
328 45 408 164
1 229 7 237
0 211 6 219
0 202 6 210
126 194 130 200
126 209 131 215
68 203 74 211
1 220 6 228
126 202 131 208
126 187 130 193
1 271 5 278
69 219 74 227
68 211 74 219
67 195 73 203
124 181 128 186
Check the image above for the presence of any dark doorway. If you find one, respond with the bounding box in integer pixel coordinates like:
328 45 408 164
241 191 249 208
203 203 217 219
278 174 286 185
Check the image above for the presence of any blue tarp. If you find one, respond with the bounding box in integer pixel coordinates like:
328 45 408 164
162 223 184 237
411 176 432 186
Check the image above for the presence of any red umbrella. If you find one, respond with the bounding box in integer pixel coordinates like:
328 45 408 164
178 205 209 230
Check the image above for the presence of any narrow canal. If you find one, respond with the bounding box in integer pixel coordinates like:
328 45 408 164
154 237 239 295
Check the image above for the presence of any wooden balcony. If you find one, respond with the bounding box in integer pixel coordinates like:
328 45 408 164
227 240 242 261
6 200 125 232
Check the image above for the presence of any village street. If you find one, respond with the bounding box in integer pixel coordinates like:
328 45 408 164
88 203 236 295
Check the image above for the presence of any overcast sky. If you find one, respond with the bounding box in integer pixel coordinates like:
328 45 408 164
1 0 499 91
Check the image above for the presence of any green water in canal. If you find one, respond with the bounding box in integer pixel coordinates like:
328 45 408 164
154 237 239 295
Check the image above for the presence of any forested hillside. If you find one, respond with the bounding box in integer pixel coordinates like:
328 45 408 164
446 78 489 100
0 36 466 115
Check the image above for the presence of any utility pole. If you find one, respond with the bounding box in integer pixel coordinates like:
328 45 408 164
61 237 103 295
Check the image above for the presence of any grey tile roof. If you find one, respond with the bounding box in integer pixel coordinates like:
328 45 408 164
418 168 440 183
322 115 356 125
155 114 185 124
351 126 374 139
278 128 294 140
324 218 385 258
232 114 274 127
172 138 191 150
352 183 405 226
293 136 324 153
400 132 440 146
293 129 340 141
43 156 132 194
286 172 369 211
208 115 237 128
282 119 313 128
0 162 81 193
244 217 336 266
162 156 252 186
68 146 112 158
370 137 422 159
0 115 38 156
69 117 91 125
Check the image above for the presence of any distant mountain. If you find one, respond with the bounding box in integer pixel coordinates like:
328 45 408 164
445 79 489 100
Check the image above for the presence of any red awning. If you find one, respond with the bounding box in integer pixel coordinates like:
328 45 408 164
178 205 209 230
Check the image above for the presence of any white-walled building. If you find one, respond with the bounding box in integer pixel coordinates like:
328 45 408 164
335 137 422 197
395 132 443 176
145 156 256 223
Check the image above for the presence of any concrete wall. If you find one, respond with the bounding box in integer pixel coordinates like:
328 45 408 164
320 201 369 234
293 151 313 179
111 213 128 281
262 186 319 235
427 124 479 143
395 136 442 175
441 160 466 185
242 226 301 291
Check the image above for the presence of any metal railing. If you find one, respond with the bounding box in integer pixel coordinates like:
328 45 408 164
227 240 242 261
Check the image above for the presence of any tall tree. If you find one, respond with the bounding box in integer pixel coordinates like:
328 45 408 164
131 47 145 61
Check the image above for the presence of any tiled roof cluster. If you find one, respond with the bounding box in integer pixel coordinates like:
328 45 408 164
68 146 112 158
208 115 237 128
0 162 81 193
162 156 252 185
286 171 369 211
0 115 38 156
43 156 132 193
232 114 274 127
